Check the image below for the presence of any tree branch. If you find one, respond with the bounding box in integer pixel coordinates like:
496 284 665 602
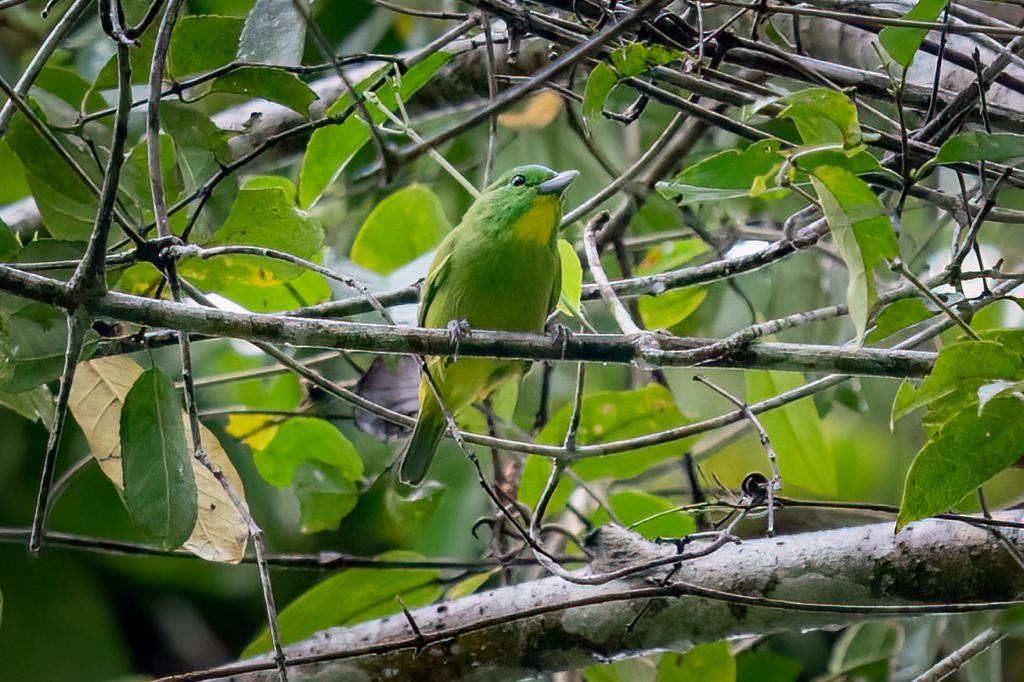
162 513 1024 681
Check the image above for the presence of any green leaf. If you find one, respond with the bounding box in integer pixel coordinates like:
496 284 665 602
866 297 932 342
242 552 440 656
657 140 787 204
210 67 316 117
778 88 862 149
592 491 696 540
891 340 1022 426
120 367 198 551
446 570 497 599
582 62 617 132
253 417 363 488
932 131 1024 166
880 0 949 69
659 641 735 682
292 460 359 533
638 287 706 330
237 0 307 67
179 177 324 292
557 238 583 316
299 53 452 207
158 102 238 240
220 267 331 313
0 385 54 427
350 184 450 274
810 165 898 342
747 370 836 497
828 622 901 681
609 43 681 77
997 603 1024 638
0 219 19 260
528 384 691 496
168 15 244 77
898 397 1024 530
0 302 96 392
0 141 30 204
736 651 801 682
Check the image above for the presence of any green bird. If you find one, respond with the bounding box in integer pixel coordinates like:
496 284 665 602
398 165 579 485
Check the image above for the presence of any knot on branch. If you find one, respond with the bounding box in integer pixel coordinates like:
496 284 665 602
135 235 187 269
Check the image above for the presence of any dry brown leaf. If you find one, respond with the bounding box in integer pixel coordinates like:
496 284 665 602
497 90 563 129
69 356 249 563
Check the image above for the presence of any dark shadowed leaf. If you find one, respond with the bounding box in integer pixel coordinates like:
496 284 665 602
120 367 197 551
168 15 244 77
350 184 450 274
354 356 420 441
736 651 802 682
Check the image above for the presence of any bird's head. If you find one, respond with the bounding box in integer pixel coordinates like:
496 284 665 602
470 165 579 238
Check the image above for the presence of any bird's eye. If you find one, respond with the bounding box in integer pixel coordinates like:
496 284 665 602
510 174 526 187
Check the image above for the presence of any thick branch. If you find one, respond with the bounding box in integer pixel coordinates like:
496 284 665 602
0 265 935 378
172 514 1024 681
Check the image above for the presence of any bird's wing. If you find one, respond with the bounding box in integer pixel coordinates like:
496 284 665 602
418 229 457 327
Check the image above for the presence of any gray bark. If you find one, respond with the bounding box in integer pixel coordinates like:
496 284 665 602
184 514 1024 681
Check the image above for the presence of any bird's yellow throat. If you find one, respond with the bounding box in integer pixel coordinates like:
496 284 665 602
510 195 560 245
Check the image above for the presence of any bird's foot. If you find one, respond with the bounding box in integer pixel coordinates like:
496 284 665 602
446 319 472 361
546 322 572 359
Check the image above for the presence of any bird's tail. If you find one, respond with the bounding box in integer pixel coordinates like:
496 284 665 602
398 392 446 486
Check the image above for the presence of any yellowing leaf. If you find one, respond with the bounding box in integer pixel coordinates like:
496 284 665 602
69 356 249 563
226 413 280 451
497 91 563 129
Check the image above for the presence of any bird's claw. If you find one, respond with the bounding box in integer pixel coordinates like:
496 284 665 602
447 319 471 361
546 322 572 358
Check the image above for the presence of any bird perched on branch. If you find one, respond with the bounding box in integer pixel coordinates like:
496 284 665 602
398 165 578 485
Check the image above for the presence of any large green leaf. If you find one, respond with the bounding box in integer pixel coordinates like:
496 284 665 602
120 367 198 551
657 140 786 204
659 642 735 682
931 132 1024 166
638 287 706 330
523 384 692 508
736 651 801 682
778 88 862 150
350 184 450 274
583 62 617 132
866 297 932 342
291 460 359 533
237 0 307 66
210 67 316 117
0 385 54 426
253 417 363 487
0 302 95 392
298 52 452 207
747 370 836 497
0 141 30 204
810 165 898 342
591 490 696 540
168 15 244 77
898 397 1024 529
880 0 949 69
179 177 324 293
583 44 680 133
242 552 441 656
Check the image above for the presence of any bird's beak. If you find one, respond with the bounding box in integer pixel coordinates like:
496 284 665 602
537 170 579 195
